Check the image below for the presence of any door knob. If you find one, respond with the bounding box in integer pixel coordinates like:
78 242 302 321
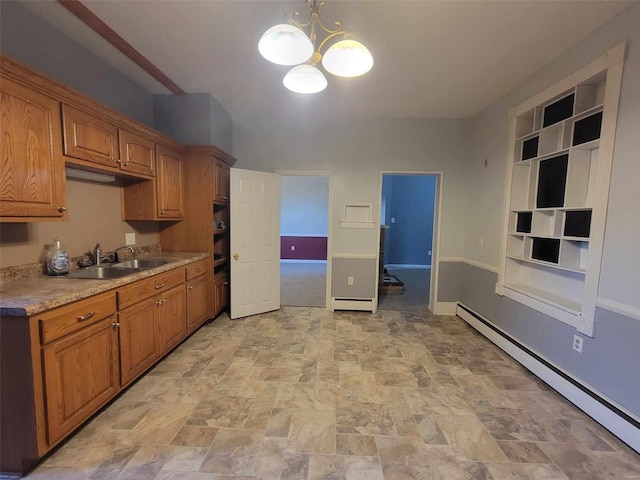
233 254 239 261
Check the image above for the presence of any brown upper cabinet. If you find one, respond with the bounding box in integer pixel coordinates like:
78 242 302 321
0 77 67 221
118 129 155 177
121 144 184 221
156 145 184 218
214 157 230 203
62 104 119 169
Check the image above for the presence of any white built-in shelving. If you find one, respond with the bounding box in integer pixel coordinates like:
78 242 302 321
497 42 626 336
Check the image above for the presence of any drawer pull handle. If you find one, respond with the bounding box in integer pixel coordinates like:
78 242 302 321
155 283 165 290
76 312 95 322
196 267 202 273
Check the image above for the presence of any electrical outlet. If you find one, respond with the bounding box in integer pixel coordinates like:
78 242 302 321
479 237 484 247
391 217 395 223
291 245 295 251
347 276 354 286
573 335 583 353
428 250 432 256
125 233 136 245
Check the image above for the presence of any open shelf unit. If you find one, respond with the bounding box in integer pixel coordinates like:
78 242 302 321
497 43 626 336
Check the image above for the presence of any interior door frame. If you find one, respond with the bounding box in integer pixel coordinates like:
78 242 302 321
276 170 334 310
377 171 444 314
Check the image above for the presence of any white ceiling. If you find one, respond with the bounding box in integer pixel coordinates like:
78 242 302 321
22 0 635 119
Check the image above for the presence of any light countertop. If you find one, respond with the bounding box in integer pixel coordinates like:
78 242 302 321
0 252 209 317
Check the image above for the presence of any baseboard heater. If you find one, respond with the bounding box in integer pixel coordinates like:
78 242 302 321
456 303 640 454
330 297 376 313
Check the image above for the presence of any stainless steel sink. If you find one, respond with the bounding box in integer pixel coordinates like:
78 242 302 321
67 266 141 279
111 259 172 269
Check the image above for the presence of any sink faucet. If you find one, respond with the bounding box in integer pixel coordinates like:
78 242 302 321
93 244 135 265
108 245 135 263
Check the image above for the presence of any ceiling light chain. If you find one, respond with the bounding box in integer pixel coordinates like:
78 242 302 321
258 0 373 94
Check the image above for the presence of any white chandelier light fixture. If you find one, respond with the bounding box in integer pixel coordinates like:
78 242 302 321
258 0 373 94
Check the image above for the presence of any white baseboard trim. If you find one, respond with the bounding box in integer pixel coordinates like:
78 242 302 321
330 297 376 313
456 303 640 454
438 257 499 274
280 259 328 264
434 301 457 315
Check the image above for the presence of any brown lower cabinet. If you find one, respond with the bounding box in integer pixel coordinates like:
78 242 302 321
214 275 229 316
0 260 209 475
42 316 120 445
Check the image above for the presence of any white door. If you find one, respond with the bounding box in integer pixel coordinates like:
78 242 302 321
230 168 281 319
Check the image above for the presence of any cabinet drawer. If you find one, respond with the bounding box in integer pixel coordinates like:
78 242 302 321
39 291 117 344
118 268 185 310
186 259 208 280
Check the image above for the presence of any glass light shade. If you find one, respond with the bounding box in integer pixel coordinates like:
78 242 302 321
283 65 327 94
321 39 374 77
258 24 314 66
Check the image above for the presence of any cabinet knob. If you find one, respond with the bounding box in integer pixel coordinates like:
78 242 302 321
188 285 194 290
196 267 202 273
224 281 229 286
233 254 239 261
112 322 120 328
155 283 165 290
115 159 121 164
160 210 166 215
58 206 67 213
124 161 130 166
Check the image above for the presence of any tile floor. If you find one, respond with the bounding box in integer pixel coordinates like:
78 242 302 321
25 307 640 479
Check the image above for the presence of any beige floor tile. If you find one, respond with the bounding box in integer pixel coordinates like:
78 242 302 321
287 409 336 454
308 454 346 480
435 415 507 462
161 446 208 472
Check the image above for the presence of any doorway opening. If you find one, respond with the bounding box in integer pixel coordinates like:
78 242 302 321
279 172 332 308
377 173 440 312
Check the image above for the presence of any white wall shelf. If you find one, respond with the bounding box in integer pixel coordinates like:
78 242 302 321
497 42 626 337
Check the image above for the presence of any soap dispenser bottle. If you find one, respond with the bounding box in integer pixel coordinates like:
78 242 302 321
46 238 69 275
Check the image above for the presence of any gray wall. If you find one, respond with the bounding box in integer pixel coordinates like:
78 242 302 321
382 175 436 265
459 3 640 417
281 176 329 236
0 1 154 127
153 93 233 153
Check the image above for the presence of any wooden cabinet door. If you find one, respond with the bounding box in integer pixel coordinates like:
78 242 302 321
187 274 209 332
119 297 158 385
62 105 119 168
118 129 155 176
156 285 187 354
221 163 230 202
214 276 229 315
213 158 224 203
156 145 184 219
0 78 66 220
42 316 120 444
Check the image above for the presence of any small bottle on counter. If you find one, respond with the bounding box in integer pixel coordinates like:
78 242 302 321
46 238 69 276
